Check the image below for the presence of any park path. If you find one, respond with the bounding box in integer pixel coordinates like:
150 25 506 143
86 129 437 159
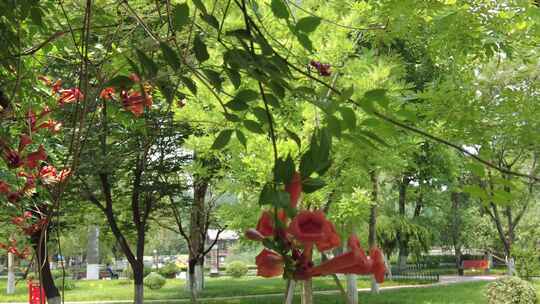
0 275 499 304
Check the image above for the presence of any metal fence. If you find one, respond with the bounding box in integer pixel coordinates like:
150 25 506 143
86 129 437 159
387 264 440 282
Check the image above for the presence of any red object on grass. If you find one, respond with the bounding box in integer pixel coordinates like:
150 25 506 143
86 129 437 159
463 260 489 269
28 280 46 304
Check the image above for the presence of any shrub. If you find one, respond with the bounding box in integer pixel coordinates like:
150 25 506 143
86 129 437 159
54 278 76 290
50 269 71 279
158 262 179 278
226 261 248 278
143 272 166 290
513 247 540 280
486 276 537 304
122 265 152 279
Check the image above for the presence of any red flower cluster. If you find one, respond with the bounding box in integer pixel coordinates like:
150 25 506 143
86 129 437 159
11 212 49 236
310 60 331 76
246 171 386 282
0 136 47 170
97 74 154 117
0 238 30 259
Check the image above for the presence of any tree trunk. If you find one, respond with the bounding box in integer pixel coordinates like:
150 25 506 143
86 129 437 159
396 175 409 271
284 280 296 304
31 231 61 303
450 192 463 276
6 252 15 294
187 175 208 297
86 225 100 280
301 278 313 304
369 169 379 294
133 260 144 304
346 274 358 303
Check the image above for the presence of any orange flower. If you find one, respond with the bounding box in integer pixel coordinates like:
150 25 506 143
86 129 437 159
285 172 302 209
18 134 32 152
38 166 71 184
0 181 10 194
255 249 284 278
25 145 47 169
245 228 264 241
288 211 338 249
256 211 275 237
51 79 62 94
38 75 51 86
99 87 115 100
315 220 340 252
121 90 153 117
36 119 62 133
57 88 84 105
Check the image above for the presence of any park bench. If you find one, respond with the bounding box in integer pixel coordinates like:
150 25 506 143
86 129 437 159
462 259 489 271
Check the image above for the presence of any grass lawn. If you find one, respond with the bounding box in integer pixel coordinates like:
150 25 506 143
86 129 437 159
0 277 426 302
1 278 538 303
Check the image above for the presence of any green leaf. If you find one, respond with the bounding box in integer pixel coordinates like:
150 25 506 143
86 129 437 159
180 76 197 95
285 128 301 149
296 17 321 33
274 155 295 184
226 68 241 89
226 99 249 111
159 42 181 70
339 86 354 102
172 3 190 31
270 0 289 19
30 7 43 25
259 183 274 206
211 129 233 150
252 107 269 124
236 130 247 148
224 113 241 122
364 89 387 101
326 115 342 137
243 119 265 134
296 32 313 52
260 95 278 109
200 14 219 29
105 75 134 89
192 0 207 14
268 81 285 99
235 89 259 102
300 150 315 178
135 49 158 77
358 130 389 147
302 178 326 193
202 69 222 89
338 107 356 130
193 35 209 63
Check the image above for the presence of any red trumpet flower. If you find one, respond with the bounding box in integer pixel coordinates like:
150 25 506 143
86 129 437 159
99 87 115 100
57 88 84 105
255 210 287 237
0 181 10 194
25 145 47 169
288 211 340 251
310 60 332 76
18 135 32 152
285 172 302 209
120 90 153 117
255 249 284 278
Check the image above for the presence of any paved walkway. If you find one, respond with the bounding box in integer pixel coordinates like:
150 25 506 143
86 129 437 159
0 275 500 304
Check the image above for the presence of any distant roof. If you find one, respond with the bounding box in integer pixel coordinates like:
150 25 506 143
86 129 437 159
207 229 239 241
